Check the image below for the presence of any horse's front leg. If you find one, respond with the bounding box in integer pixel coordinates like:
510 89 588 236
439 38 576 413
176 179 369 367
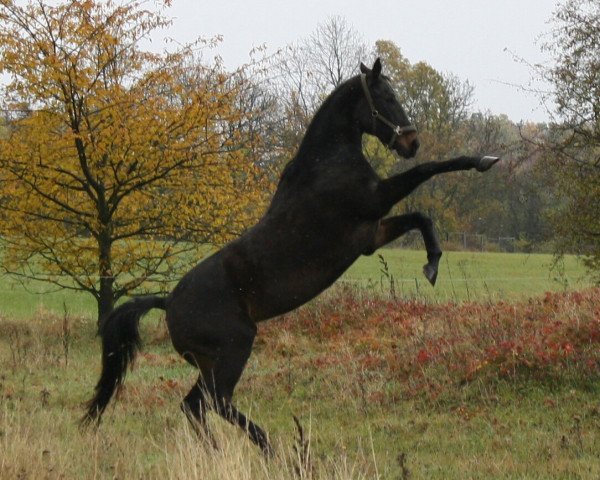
366 213 442 286
375 155 500 213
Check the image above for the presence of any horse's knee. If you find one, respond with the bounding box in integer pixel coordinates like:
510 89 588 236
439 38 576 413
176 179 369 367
412 211 432 227
182 380 210 416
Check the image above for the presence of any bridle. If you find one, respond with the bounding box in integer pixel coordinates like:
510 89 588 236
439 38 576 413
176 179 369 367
360 73 417 149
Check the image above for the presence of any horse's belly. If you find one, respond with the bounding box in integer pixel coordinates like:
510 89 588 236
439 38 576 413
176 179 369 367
228 218 378 321
256 263 350 319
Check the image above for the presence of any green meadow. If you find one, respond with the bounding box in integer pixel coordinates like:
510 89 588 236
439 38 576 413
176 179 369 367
345 249 591 302
0 249 591 319
1 249 598 479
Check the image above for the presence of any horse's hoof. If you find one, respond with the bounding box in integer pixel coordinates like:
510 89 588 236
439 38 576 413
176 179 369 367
476 155 500 172
423 264 438 286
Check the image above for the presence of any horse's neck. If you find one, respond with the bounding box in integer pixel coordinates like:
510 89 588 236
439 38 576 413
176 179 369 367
296 82 362 158
276 79 366 191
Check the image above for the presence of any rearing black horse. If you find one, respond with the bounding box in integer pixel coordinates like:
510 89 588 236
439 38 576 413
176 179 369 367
82 58 499 454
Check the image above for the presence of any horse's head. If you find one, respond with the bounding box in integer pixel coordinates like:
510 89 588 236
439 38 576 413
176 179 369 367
359 58 419 159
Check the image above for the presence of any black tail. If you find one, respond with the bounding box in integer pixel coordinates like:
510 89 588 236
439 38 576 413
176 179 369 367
81 295 167 426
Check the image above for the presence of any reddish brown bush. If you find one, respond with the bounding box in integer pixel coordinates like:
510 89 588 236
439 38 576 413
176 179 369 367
258 288 600 398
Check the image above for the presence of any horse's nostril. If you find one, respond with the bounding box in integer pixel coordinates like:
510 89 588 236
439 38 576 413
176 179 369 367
409 138 420 157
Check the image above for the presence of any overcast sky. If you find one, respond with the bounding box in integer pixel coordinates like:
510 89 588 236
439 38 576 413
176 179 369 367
157 0 559 123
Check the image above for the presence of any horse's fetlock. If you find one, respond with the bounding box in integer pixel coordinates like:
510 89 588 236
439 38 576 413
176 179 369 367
427 250 442 265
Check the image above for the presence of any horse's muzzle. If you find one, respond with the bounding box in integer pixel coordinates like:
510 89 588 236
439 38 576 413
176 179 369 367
395 132 420 159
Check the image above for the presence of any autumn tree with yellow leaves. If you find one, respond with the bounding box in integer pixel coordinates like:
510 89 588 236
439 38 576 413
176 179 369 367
0 0 270 322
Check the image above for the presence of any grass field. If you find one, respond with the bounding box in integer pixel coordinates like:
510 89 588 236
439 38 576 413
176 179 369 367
1 249 599 479
345 249 591 302
0 248 592 318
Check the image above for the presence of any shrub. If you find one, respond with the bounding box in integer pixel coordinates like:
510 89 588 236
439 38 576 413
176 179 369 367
258 287 600 399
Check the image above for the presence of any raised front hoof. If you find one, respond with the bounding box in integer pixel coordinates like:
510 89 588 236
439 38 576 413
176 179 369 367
476 155 500 172
423 264 438 286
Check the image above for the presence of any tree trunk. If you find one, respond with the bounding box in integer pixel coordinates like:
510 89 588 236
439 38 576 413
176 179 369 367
97 229 114 327
97 276 115 328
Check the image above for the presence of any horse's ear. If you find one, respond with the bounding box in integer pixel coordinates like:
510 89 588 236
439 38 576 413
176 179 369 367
360 62 370 74
372 58 382 78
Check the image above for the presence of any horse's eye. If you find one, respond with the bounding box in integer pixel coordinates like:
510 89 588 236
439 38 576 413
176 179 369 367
383 92 397 104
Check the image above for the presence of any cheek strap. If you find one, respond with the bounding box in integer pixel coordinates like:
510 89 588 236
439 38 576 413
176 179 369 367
361 74 417 148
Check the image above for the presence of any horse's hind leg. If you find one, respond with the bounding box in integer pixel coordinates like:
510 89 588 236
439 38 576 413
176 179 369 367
181 374 218 448
200 324 274 457
215 398 273 456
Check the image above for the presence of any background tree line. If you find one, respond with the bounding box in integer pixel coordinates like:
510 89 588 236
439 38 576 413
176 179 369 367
0 0 597 323
261 17 555 251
